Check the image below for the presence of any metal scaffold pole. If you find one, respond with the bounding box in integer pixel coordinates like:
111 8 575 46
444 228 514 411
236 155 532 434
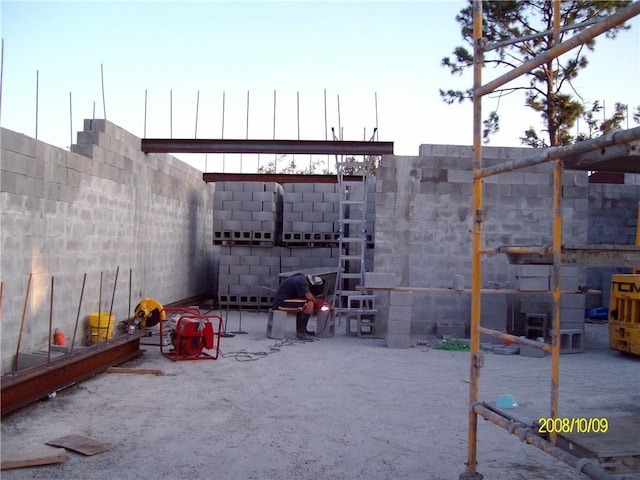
462 1 484 478
460 1 640 479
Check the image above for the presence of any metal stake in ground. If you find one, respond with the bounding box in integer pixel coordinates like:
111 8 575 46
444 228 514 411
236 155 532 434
105 266 119 344
219 293 235 338
70 273 86 354
231 301 248 334
13 273 32 373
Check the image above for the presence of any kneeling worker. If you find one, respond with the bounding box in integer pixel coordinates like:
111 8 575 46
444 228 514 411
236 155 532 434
272 273 327 341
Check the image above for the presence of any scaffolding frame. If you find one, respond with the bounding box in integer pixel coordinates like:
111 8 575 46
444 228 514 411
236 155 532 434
463 2 640 480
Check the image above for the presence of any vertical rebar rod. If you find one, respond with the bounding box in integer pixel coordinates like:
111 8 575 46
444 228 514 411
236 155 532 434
296 91 300 140
466 1 484 476
296 91 300 169
47 276 54 363
144 89 148 138
246 90 250 140
374 92 379 141
101 63 106 120
324 88 329 171
69 92 73 147
35 70 39 140
170 89 173 139
242 90 249 172
221 91 226 172
70 273 86 354
195 90 200 139
105 266 119 344
550 0 562 445
128 268 132 323
337 94 341 141
273 89 277 173
98 271 103 333
13 273 32 373
0 38 4 121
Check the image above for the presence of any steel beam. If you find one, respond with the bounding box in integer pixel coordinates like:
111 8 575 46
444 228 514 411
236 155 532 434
478 127 640 178
1 335 143 417
142 138 394 156
498 245 640 266
202 172 363 184
473 403 613 480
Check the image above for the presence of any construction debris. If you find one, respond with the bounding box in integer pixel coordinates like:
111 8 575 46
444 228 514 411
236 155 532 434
1 448 67 470
45 435 112 456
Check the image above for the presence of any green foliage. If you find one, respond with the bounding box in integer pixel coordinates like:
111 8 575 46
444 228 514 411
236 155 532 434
575 101 632 142
257 155 380 176
441 0 632 146
257 154 332 175
342 156 381 176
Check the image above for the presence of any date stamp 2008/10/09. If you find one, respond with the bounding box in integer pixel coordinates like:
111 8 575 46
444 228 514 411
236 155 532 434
537 417 608 434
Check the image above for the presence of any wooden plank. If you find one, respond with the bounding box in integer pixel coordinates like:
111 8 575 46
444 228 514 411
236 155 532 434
1 447 67 470
46 435 112 456
106 367 164 376
560 416 640 458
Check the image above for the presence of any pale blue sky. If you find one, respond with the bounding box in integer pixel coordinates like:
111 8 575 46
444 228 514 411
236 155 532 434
1 1 639 173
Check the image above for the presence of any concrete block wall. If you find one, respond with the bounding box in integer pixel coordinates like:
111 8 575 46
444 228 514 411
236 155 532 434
213 182 283 244
216 242 340 309
1 120 215 373
217 245 282 308
213 181 344 308
374 144 591 341
586 181 640 309
386 291 412 348
214 178 376 309
282 183 341 244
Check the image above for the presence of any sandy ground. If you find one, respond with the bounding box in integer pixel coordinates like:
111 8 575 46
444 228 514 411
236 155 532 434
1 309 639 480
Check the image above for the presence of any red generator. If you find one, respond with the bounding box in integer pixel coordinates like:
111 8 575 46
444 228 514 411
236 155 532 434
160 314 223 362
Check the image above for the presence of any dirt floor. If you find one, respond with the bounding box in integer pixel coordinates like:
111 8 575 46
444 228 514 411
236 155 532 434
1 308 639 480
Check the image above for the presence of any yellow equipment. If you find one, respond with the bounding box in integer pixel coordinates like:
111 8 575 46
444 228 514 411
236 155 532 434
609 202 640 355
133 298 166 329
608 275 640 355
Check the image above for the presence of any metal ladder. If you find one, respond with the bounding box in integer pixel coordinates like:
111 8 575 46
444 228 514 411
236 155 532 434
332 156 377 335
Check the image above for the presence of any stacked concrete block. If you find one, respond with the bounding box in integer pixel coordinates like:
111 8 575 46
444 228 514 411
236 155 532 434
282 183 340 244
363 272 398 337
1 120 216 371
217 245 282 308
213 182 283 244
436 322 466 339
386 291 412 348
517 265 551 291
559 293 585 351
480 294 508 343
365 181 377 260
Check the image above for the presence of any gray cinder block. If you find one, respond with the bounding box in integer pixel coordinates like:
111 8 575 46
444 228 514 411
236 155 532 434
302 192 323 203
364 272 398 288
241 200 262 211
233 191 253 201
390 291 412 306
436 323 466 339
519 277 550 291
386 333 411 349
266 310 295 339
517 265 552 277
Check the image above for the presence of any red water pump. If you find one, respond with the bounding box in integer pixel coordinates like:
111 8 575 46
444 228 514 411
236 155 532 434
160 313 222 362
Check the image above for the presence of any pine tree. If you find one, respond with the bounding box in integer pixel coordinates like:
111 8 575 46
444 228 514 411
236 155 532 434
440 0 632 147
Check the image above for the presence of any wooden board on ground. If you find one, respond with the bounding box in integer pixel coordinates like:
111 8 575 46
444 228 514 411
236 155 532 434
560 415 640 458
106 366 164 375
46 435 112 456
1 447 67 470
